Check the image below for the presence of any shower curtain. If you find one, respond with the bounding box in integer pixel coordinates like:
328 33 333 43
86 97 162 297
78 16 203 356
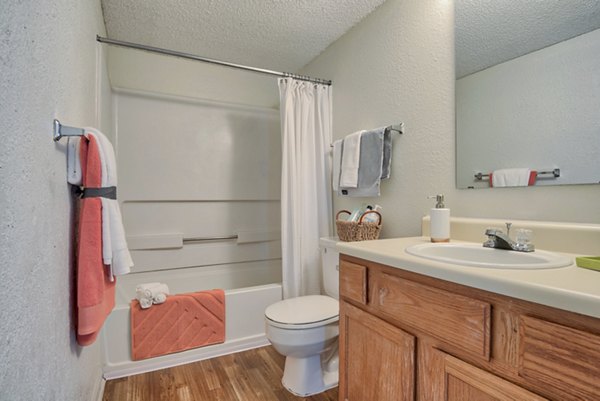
279 78 333 299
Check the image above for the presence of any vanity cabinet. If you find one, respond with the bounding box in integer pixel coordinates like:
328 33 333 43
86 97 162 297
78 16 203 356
338 255 600 401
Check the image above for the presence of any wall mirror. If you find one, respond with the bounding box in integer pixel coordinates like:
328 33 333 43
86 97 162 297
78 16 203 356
455 0 600 189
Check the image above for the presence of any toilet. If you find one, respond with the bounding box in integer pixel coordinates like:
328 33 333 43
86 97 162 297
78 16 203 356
264 237 340 397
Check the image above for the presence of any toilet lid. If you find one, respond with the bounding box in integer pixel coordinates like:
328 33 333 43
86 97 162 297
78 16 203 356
265 295 339 326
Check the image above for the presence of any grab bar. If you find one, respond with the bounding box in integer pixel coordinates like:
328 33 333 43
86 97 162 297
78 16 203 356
183 235 238 244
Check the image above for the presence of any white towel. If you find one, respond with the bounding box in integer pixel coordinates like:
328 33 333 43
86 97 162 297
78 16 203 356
339 130 363 188
86 128 133 278
332 140 343 191
135 283 170 308
491 168 531 187
134 282 164 299
67 130 134 279
338 129 385 197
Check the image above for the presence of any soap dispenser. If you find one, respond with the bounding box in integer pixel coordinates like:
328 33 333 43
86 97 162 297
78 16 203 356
428 194 450 243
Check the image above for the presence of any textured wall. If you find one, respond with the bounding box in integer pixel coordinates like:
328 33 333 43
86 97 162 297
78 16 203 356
301 0 600 239
0 1 111 400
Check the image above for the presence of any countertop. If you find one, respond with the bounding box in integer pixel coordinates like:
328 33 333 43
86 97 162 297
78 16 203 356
336 236 600 319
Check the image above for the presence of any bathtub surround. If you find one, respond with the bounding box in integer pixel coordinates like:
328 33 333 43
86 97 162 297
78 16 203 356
0 0 113 400
279 78 333 298
105 53 284 377
301 0 600 236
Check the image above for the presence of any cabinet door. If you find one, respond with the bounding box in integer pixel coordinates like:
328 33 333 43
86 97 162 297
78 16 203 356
441 353 548 401
340 301 415 401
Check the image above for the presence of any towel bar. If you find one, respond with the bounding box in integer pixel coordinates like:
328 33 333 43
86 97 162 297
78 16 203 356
330 123 404 147
53 119 85 142
474 168 560 181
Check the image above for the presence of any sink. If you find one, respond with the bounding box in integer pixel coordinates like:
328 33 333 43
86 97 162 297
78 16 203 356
405 243 572 269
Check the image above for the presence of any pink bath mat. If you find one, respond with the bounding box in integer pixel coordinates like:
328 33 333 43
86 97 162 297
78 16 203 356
130 290 225 361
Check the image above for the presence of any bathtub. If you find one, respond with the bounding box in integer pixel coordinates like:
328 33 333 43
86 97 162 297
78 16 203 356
101 260 282 379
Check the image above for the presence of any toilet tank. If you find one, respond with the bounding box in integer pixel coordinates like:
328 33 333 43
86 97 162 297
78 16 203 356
320 237 340 299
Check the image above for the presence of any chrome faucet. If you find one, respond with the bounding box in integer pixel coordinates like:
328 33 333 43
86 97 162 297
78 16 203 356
483 223 535 252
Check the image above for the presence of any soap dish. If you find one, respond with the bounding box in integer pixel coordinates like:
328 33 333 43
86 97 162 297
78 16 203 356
576 256 600 272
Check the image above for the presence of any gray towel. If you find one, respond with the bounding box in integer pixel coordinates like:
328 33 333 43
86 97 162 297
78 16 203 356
381 126 393 179
339 128 385 197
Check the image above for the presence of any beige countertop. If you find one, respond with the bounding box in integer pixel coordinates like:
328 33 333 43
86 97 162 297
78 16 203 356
336 236 600 319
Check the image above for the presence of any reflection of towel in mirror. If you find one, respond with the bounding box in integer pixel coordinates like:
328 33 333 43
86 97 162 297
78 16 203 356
339 128 385 197
490 168 537 187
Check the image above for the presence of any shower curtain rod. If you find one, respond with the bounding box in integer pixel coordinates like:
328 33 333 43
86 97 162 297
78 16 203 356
96 36 332 86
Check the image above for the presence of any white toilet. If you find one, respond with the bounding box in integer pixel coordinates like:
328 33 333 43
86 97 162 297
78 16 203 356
264 237 340 397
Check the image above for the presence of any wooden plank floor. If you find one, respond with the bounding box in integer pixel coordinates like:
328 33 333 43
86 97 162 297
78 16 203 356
103 346 339 401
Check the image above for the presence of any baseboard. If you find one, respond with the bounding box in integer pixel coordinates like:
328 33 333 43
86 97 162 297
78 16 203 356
103 334 270 380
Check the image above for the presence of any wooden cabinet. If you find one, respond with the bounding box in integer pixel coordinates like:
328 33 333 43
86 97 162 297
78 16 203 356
441 353 548 401
339 256 600 401
340 301 415 401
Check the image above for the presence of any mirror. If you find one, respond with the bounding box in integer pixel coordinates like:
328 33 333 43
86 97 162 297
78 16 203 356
455 0 600 189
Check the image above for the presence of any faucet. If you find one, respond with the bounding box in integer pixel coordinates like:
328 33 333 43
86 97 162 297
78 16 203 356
483 222 535 252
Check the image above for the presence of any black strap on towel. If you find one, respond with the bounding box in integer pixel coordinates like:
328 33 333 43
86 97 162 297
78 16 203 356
80 186 117 200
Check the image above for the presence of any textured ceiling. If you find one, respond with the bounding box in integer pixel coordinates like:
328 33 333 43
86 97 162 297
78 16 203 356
101 0 386 73
456 0 600 78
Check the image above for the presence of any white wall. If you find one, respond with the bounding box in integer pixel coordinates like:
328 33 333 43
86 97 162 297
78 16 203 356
302 0 600 238
0 1 112 400
457 28 600 188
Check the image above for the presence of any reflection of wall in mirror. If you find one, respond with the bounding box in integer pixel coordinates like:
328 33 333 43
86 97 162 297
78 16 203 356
456 28 600 189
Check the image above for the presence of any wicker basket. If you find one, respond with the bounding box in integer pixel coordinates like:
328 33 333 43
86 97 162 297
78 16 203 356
336 210 382 242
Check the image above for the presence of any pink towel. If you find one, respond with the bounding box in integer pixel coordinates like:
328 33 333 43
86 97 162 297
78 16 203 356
76 135 116 346
130 290 226 360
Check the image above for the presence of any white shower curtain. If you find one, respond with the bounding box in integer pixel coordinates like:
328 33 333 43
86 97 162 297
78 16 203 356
279 78 333 299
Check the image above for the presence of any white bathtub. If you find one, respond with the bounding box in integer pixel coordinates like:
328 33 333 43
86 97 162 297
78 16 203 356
101 260 282 379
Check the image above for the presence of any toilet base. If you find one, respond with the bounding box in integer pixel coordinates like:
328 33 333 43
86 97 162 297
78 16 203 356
281 350 339 396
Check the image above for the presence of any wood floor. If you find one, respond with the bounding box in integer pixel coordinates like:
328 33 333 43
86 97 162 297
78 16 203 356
103 346 339 401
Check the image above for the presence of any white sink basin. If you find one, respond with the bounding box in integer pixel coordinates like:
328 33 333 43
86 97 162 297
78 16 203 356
405 243 572 269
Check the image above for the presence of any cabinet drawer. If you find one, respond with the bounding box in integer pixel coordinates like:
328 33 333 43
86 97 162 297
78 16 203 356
372 272 491 359
340 261 367 304
519 315 600 401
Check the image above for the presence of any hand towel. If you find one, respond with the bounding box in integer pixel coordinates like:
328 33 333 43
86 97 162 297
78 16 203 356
339 130 363 188
76 135 116 346
332 139 343 191
381 126 393 180
135 283 170 300
86 128 133 278
152 293 167 305
135 282 164 299
339 128 385 197
489 168 533 187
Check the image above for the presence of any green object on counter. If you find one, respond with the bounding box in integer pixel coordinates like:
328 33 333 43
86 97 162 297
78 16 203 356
576 256 600 271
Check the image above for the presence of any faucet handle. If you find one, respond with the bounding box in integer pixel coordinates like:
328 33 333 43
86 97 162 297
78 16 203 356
505 222 512 237
485 228 501 236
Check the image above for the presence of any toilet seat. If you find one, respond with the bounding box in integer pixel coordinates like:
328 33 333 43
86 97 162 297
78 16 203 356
265 295 339 330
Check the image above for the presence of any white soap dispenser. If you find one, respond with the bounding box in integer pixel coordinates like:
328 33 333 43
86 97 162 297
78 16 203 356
428 194 450 243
